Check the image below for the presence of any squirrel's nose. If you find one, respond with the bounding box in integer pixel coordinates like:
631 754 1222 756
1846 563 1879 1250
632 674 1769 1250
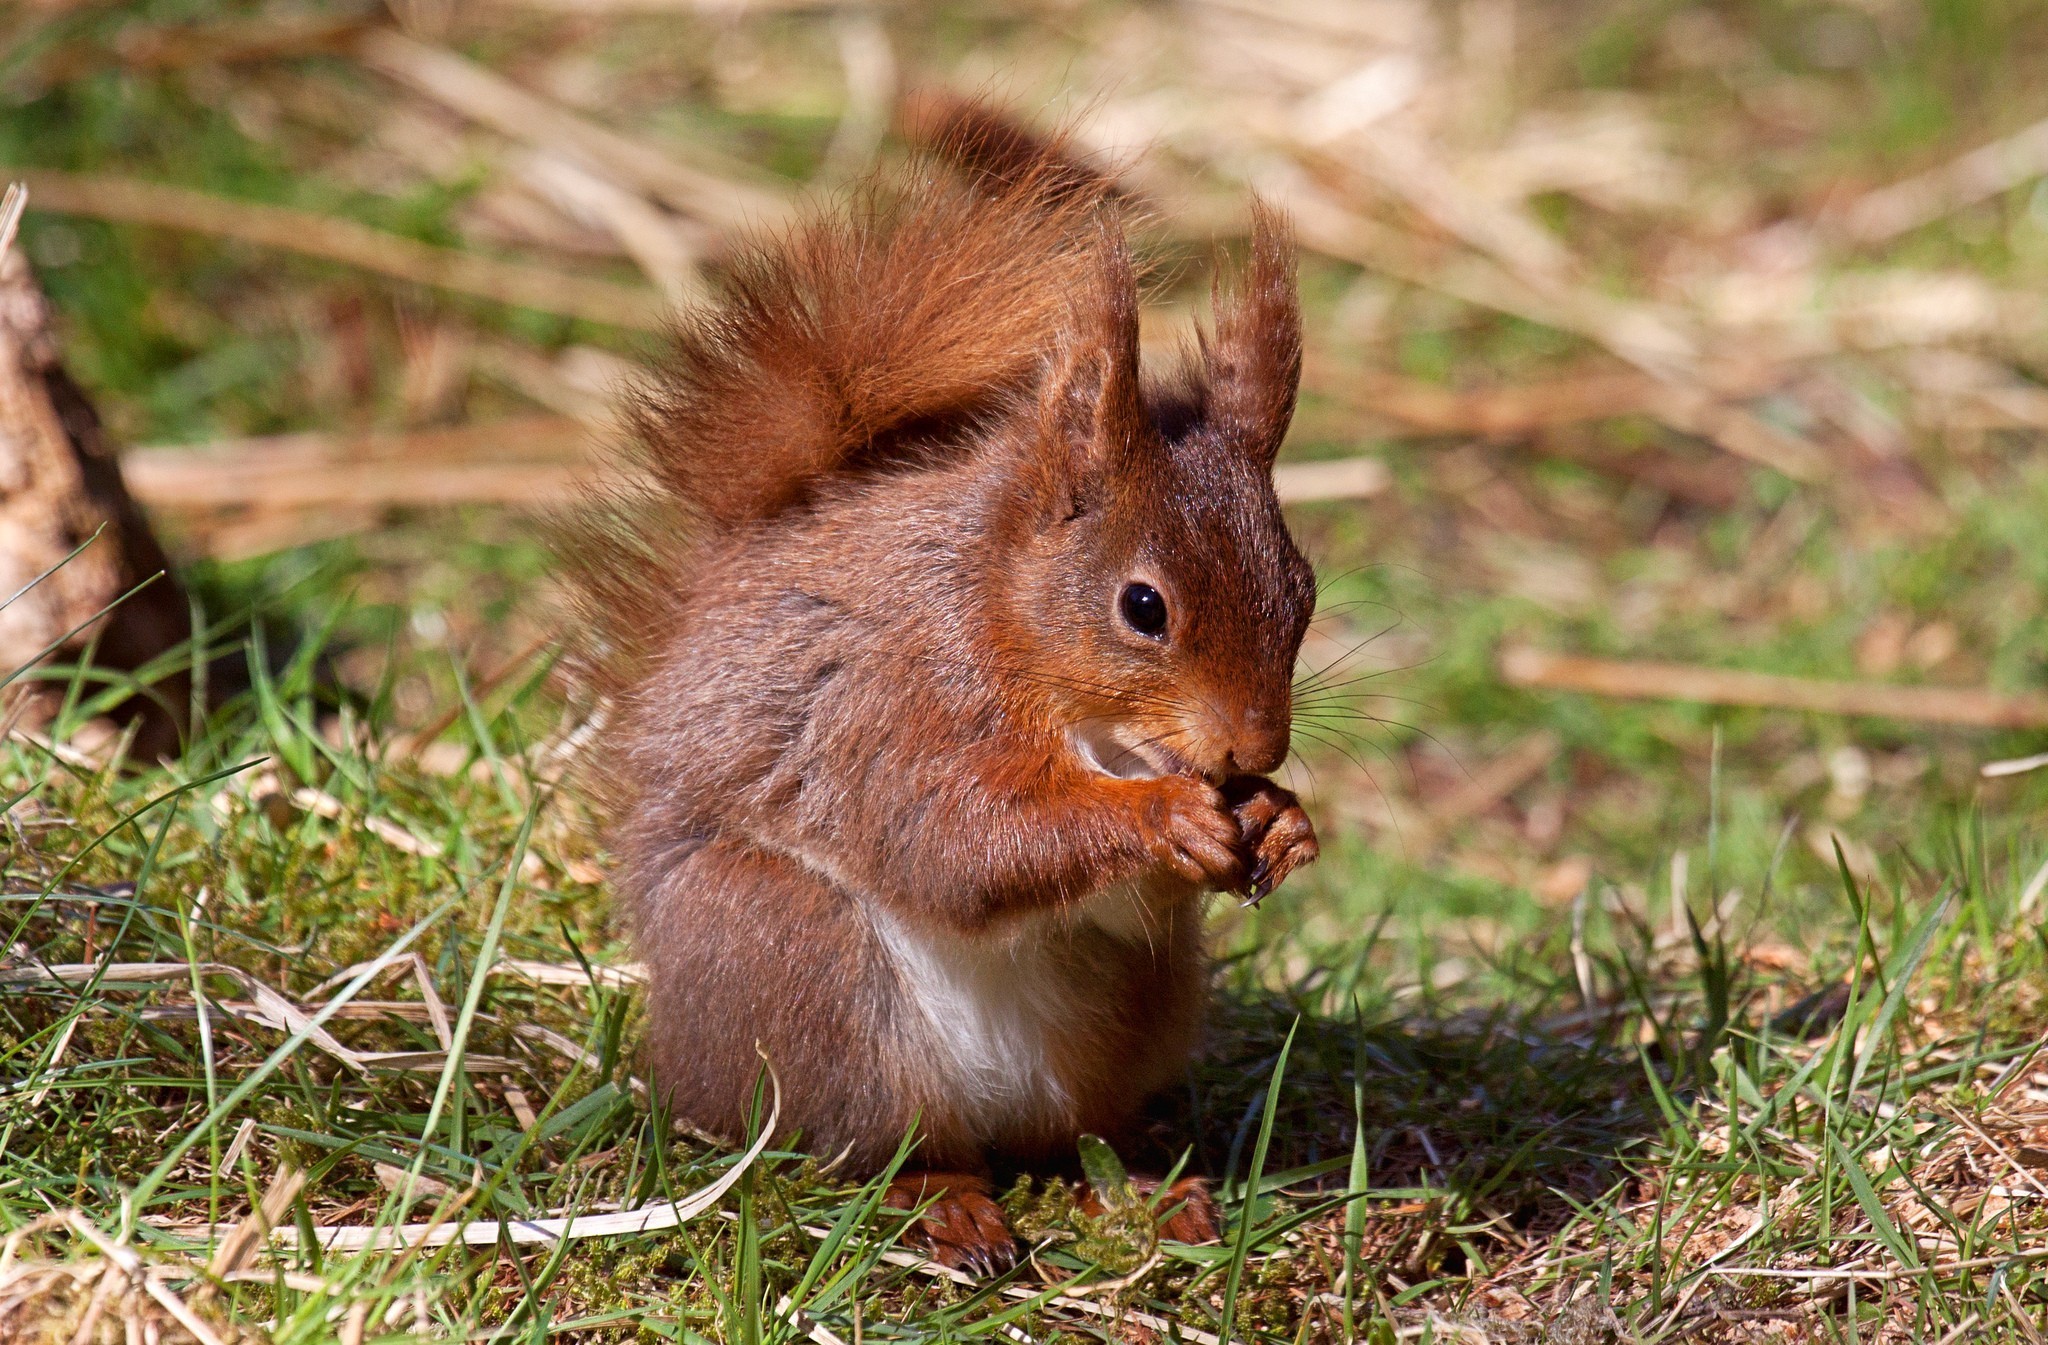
1229 705 1290 776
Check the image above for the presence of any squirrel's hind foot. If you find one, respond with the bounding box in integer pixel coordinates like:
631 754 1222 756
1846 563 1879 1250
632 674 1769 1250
886 1172 1018 1277
1151 1175 1222 1244
1075 1173 1224 1245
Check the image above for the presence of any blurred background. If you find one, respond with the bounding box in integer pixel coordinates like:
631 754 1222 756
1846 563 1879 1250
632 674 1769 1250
6 0 2048 997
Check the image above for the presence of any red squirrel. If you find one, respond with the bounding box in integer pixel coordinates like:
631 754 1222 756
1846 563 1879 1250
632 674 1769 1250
566 101 1320 1272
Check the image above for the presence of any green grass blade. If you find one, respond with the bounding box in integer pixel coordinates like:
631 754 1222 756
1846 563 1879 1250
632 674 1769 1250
1218 1015 1298 1344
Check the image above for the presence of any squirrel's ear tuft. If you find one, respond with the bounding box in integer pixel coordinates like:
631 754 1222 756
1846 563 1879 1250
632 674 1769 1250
1033 217 1145 516
1202 201 1301 468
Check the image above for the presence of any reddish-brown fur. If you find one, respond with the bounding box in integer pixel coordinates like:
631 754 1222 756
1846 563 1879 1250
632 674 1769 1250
565 105 1319 1270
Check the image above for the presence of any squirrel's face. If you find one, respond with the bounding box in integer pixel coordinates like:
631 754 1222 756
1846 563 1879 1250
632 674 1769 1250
1044 436 1314 782
998 207 1312 784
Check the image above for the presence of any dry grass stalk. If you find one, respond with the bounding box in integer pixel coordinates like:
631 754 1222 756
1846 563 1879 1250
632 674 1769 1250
1408 729 1562 853
125 414 1389 513
354 29 785 232
1300 359 1750 504
817 13 898 184
1984 751 2048 778
122 415 594 510
0 960 519 1075
141 460 590 511
1304 359 1669 438
14 168 664 329
1303 135 1579 289
1501 646 2048 729
1282 177 1830 481
0 1212 250 1345
493 956 648 990
28 9 380 88
0 182 23 255
271 1064 779 1251
520 151 707 303
472 341 633 428
1272 456 1392 502
475 0 855 11
206 1167 306 1281
1834 113 2048 245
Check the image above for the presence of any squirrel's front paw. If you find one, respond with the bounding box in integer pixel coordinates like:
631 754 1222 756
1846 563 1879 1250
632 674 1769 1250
1142 775 1247 891
1220 776 1319 903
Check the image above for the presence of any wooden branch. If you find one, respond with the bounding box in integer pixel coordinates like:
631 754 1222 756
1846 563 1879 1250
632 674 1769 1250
0 186 191 751
1501 646 2048 730
12 169 665 330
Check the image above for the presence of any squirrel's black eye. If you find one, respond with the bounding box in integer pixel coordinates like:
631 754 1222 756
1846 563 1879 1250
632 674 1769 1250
1119 582 1168 638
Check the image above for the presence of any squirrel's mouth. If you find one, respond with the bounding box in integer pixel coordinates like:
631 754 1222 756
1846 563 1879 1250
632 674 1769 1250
1068 720 1183 781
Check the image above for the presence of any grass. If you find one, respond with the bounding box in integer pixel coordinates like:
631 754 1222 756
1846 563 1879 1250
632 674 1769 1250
7 634 2048 1340
6 0 2048 1339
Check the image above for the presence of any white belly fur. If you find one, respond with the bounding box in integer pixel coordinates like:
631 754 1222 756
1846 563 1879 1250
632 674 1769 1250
865 881 1178 1140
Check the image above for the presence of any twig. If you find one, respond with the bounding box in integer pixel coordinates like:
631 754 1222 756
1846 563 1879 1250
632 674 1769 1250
1501 646 2048 729
11 168 663 329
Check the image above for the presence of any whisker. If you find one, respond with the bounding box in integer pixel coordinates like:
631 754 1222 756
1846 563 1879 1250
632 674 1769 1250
1290 722 1398 780
1292 653 1442 698
1299 617 1404 673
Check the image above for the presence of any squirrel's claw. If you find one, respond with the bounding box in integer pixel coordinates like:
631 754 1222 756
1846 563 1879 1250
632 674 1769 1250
1222 776 1318 903
889 1177 1019 1278
1240 871 1273 908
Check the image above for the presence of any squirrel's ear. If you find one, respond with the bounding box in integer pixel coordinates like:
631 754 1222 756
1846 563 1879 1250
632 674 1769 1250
1203 201 1301 468
1034 219 1145 517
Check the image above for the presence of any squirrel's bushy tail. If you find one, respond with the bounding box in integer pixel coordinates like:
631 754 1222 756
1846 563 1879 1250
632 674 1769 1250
625 113 1113 532
564 103 1117 701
